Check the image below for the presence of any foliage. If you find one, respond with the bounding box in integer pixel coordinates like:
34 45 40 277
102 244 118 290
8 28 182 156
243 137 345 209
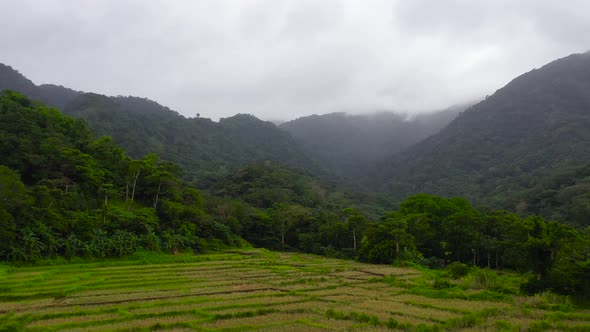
447 262 471 279
0 91 235 262
377 52 590 228
359 194 590 301
433 278 453 290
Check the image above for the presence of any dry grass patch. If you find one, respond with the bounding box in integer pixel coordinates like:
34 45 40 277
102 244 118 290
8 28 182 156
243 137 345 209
311 317 359 330
3 250 589 331
66 287 183 299
254 321 334 331
26 313 121 327
59 314 200 332
566 320 590 327
303 286 378 297
268 300 331 312
388 313 436 326
348 327 397 332
392 294 508 312
0 298 56 312
322 294 365 303
201 312 318 329
129 295 304 315
351 264 418 275
361 299 462 321
329 271 373 278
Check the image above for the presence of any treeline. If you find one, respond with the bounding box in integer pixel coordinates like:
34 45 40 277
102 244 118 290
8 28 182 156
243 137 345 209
0 91 241 261
200 162 372 254
0 91 366 263
359 195 589 300
200 167 590 300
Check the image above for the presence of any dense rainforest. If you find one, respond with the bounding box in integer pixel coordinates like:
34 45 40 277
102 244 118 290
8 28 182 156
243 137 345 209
377 51 590 227
1 52 590 303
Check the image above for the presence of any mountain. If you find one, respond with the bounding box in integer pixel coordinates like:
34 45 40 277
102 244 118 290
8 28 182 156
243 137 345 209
5 51 590 228
280 107 462 182
61 94 321 183
0 64 38 97
377 51 590 226
0 64 82 110
0 64 320 183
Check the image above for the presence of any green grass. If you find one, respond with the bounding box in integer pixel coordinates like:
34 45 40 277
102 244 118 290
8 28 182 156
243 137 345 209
0 250 588 331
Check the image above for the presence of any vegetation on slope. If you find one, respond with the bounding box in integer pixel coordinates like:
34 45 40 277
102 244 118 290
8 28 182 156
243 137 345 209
377 52 590 227
0 91 241 261
0 63 322 183
359 194 589 301
61 94 322 183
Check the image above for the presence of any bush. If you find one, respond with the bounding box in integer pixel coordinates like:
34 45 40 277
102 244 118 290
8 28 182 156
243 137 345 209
418 256 445 269
433 278 453 289
472 269 498 289
447 262 471 279
520 276 547 295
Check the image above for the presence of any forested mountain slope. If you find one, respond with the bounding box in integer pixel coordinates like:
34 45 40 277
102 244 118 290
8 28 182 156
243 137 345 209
0 90 244 260
281 107 462 181
0 64 320 183
377 51 590 226
61 93 321 182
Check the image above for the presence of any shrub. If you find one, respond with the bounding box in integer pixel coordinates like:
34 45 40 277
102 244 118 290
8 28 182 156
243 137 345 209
493 320 512 330
472 269 498 289
418 256 445 269
433 278 453 289
520 276 547 295
447 262 470 279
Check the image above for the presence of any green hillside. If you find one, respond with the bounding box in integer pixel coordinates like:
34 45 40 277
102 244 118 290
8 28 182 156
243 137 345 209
377 52 590 226
0 90 243 261
0 65 321 183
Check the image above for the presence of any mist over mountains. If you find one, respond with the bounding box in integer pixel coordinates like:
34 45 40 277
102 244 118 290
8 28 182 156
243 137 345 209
0 63 461 186
281 107 464 181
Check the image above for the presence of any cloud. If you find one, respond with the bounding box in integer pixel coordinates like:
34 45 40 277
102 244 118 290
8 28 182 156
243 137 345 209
1 0 589 120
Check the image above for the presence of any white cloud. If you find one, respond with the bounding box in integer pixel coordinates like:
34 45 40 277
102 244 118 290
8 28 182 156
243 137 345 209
1 0 589 120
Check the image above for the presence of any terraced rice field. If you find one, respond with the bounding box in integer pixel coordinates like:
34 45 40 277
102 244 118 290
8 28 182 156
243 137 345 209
0 250 588 331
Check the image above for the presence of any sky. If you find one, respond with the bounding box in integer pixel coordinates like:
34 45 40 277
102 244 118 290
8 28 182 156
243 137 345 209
1 1 589 121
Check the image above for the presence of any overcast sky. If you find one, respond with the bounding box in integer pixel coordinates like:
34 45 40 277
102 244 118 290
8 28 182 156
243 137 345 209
1 1 589 121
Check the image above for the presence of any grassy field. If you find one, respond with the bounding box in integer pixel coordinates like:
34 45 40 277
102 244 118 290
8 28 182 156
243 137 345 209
0 250 588 331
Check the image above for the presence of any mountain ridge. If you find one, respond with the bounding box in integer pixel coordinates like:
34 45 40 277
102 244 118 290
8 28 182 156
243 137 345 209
0 62 463 187
0 64 323 182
